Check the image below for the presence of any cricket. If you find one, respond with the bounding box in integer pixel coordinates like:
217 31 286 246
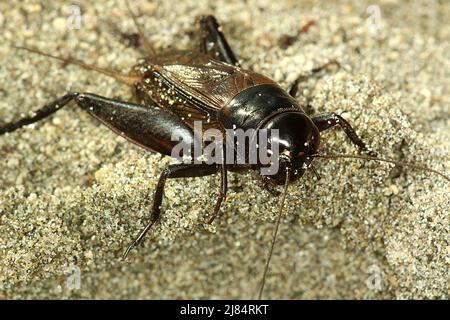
1 2 448 300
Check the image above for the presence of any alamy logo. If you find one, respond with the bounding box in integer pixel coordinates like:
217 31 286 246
65 264 81 290
65 4 82 30
171 121 280 175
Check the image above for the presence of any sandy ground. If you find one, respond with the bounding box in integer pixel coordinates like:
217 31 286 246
0 0 448 299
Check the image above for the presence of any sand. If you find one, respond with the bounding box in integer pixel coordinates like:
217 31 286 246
0 0 448 299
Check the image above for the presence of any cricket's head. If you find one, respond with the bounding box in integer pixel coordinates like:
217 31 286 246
261 112 320 185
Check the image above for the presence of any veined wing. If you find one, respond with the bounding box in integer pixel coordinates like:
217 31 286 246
150 51 275 112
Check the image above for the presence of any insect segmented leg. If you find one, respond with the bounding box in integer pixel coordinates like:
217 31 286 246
260 176 281 197
288 60 340 97
197 15 241 67
123 163 221 259
0 93 75 135
207 160 228 224
278 20 316 49
312 113 376 156
0 92 198 156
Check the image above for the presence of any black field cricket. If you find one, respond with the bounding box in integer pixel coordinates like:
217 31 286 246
1 6 448 299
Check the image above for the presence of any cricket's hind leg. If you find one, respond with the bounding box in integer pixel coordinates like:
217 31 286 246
0 93 229 257
197 15 240 67
0 92 197 156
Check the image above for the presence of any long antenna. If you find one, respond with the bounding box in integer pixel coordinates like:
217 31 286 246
125 0 155 56
13 46 139 86
314 153 449 182
257 168 290 299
